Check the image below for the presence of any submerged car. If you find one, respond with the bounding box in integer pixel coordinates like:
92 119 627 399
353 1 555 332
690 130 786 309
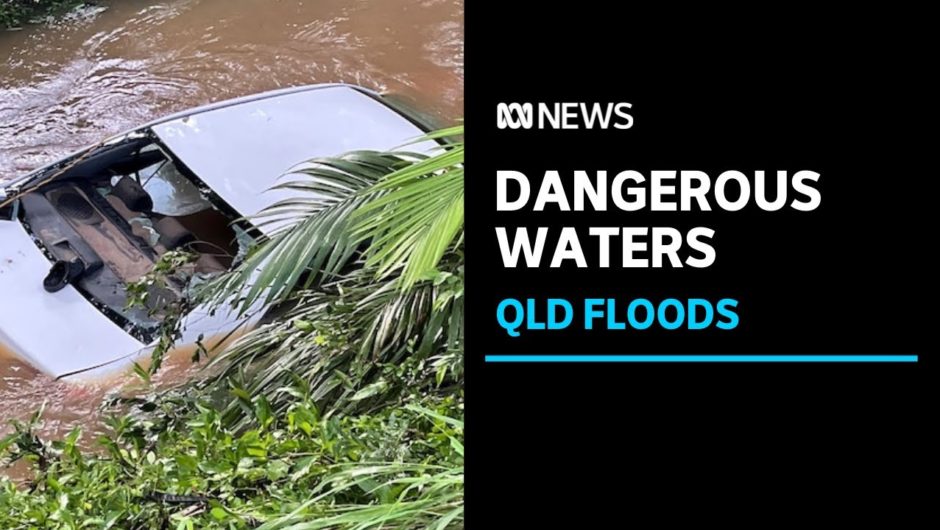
0 84 433 380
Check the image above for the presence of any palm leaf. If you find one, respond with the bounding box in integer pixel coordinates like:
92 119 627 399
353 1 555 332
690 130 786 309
199 151 421 313
207 251 463 427
353 130 464 289
195 125 465 422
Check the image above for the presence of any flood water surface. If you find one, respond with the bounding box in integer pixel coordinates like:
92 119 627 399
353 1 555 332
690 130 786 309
0 0 462 449
1 0 462 175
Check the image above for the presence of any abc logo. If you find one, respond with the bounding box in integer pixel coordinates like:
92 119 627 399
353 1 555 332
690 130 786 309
496 101 633 130
496 102 534 130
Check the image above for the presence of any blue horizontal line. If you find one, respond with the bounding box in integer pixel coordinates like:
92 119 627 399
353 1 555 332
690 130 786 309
485 355 918 363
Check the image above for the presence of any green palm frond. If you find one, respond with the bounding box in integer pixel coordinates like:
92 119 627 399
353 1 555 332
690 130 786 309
208 251 463 427
196 125 465 422
200 151 422 313
256 463 463 530
201 127 463 313
354 128 464 289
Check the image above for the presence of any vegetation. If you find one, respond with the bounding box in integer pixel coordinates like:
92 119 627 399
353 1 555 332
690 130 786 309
1 126 465 529
1 393 463 529
1 0 84 28
198 126 464 423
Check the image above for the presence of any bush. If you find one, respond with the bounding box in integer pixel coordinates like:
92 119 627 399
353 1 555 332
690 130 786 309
1 0 83 28
1 391 464 529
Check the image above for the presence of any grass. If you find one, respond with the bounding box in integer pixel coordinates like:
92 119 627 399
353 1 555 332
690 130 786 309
1 392 463 528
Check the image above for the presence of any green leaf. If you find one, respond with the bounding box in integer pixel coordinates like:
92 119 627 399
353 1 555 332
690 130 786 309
266 460 290 481
132 362 151 383
210 507 228 521
255 395 274 427
294 319 314 332
351 380 389 402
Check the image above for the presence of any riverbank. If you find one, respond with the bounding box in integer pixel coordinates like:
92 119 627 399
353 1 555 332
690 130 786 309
1 0 84 28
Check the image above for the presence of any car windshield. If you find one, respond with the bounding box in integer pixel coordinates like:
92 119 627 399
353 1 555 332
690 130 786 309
138 147 214 217
15 134 246 341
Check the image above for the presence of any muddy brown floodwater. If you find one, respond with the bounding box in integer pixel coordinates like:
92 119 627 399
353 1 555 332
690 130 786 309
0 0 462 453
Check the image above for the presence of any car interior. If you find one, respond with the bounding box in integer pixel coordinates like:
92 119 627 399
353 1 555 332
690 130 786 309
16 134 244 339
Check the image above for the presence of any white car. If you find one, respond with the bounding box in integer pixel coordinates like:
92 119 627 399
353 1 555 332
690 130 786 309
0 84 432 381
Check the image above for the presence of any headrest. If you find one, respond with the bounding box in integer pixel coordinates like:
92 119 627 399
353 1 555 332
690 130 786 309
111 177 153 213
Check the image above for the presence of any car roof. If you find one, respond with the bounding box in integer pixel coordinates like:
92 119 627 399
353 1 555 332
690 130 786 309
150 84 432 232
